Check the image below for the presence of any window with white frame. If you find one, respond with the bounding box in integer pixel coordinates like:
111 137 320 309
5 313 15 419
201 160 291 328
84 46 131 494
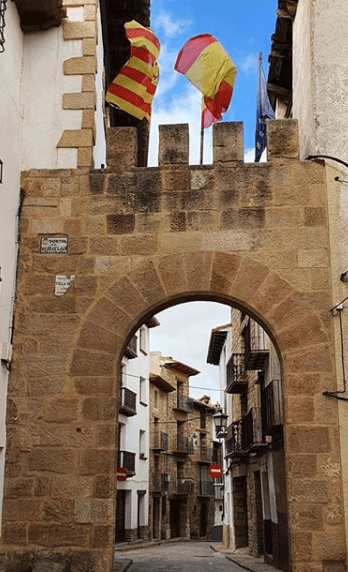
139 430 146 459
139 376 147 405
139 326 147 354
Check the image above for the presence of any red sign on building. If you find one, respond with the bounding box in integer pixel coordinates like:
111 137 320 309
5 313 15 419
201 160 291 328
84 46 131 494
117 467 128 482
208 464 223 479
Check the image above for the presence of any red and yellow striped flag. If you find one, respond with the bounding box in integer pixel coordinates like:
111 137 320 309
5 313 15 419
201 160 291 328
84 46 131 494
106 20 160 121
175 34 237 128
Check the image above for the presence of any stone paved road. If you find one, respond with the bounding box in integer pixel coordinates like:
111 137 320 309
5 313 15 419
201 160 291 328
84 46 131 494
116 541 244 572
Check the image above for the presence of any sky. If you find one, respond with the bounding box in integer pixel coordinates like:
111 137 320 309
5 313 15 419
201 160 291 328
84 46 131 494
147 2 277 402
148 0 277 165
150 301 230 403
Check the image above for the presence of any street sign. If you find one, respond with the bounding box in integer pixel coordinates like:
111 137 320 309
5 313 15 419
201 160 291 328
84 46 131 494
117 467 128 482
208 464 223 479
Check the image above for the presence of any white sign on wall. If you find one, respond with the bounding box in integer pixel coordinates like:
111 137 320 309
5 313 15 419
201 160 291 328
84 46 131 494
41 237 68 254
55 275 75 296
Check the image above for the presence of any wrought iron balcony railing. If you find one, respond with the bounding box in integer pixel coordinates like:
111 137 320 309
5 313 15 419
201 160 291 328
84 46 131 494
262 379 283 437
118 450 136 476
200 480 215 496
244 323 269 371
212 448 222 465
173 435 192 455
226 409 266 459
119 387 137 417
153 473 170 492
124 334 137 359
198 446 214 464
176 478 194 495
214 484 224 500
226 353 248 394
176 393 194 412
152 431 169 451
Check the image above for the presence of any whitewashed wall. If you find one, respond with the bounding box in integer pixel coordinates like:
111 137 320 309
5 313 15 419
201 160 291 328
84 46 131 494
118 326 151 533
0 2 24 531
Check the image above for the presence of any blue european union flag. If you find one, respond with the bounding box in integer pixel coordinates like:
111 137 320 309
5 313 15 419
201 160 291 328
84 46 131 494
255 53 275 162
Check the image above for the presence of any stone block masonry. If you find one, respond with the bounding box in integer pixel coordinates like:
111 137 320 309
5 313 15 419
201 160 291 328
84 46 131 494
1 120 345 572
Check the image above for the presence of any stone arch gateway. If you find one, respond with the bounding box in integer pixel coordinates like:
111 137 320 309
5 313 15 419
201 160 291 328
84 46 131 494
1 121 346 572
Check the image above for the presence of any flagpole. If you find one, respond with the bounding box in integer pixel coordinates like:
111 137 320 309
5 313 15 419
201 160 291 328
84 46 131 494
200 126 204 165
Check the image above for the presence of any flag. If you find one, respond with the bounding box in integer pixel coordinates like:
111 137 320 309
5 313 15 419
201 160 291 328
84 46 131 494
255 53 275 162
106 20 160 121
174 34 237 129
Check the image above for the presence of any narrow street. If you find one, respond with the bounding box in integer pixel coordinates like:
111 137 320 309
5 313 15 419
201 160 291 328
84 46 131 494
115 541 245 572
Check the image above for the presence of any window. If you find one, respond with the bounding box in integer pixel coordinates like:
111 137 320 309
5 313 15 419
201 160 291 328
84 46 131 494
139 430 146 459
139 376 147 405
121 363 126 386
154 389 159 409
139 326 147 354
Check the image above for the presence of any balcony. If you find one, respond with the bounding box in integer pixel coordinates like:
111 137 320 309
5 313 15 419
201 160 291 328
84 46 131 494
13 0 63 32
153 473 170 492
199 480 215 497
244 324 269 371
226 409 267 460
212 448 222 465
152 431 168 451
175 393 194 413
119 387 137 417
175 479 194 495
198 447 214 464
173 435 192 455
262 379 283 444
226 353 248 394
214 484 224 500
118 451 136 477
124 335 137 359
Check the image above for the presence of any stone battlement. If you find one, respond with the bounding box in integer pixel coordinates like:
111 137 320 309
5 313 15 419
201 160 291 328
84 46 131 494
106 120 300 168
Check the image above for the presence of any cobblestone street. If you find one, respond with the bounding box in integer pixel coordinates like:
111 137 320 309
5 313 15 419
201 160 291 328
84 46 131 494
115 542 245 572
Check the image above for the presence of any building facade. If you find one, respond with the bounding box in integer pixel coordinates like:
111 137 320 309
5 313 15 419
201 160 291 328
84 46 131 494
116 319 158 543
268 1 348 566
149 352 218 541
208 312 287 570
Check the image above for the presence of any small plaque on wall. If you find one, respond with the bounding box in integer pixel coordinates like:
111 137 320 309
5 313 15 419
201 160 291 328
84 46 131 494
41 237 68 254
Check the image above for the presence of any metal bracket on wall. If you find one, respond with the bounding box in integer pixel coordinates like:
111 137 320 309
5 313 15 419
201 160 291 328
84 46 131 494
0 0 7 53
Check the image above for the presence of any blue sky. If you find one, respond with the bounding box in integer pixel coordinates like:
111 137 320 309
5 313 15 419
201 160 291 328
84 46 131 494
148 0 277 165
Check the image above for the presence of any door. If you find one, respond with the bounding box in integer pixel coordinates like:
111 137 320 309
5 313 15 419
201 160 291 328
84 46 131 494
115 490 126 543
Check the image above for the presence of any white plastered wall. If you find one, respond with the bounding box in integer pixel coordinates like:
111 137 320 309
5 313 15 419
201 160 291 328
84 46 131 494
118 327 151 533
0 1 24 532
20 26 82 170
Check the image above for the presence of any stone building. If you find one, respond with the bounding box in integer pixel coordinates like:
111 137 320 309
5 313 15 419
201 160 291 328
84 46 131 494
208 311 287 569
268 1 348 566
149 352 218 541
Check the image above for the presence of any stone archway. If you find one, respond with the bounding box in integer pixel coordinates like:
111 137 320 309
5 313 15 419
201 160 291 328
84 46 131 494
1 120 345 572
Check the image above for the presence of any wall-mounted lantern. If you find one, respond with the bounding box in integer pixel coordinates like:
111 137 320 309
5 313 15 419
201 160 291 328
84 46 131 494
212 404 228 439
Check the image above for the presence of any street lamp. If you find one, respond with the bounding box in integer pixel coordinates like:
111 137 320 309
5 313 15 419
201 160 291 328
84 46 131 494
212 404 228 439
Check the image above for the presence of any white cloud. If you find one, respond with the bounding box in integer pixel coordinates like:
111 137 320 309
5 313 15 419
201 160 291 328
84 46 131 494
241 53 258 75
156 43 180 98
244 147 255 163
149 84 213 166
154 10 192 38
150 301 231 401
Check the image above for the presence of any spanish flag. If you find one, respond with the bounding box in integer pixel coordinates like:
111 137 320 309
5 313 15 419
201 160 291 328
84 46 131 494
106 20 160 121
175 34 237 128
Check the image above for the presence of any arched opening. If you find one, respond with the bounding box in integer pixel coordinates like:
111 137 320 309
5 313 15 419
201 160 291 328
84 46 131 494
115 298 288 570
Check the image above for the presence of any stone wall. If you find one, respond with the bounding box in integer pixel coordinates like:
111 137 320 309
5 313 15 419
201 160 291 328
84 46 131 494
0 120 346 572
